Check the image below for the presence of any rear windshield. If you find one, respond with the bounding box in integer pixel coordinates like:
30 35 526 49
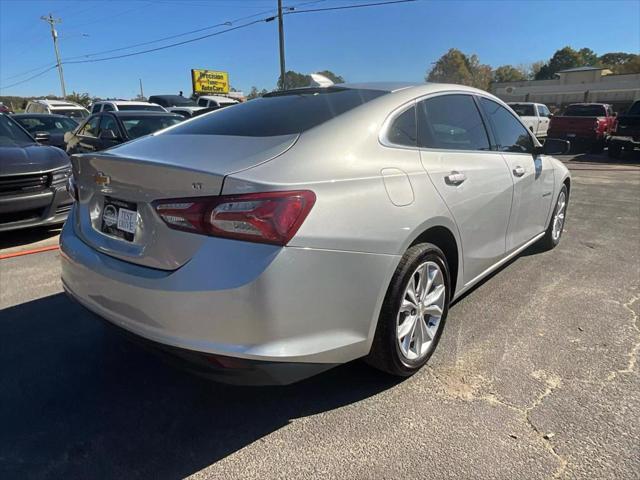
509 104 535 116
150 96 196 107
121 115 183 139
56 109 89 119
563 105 606 117
117 104 165 112
166 87 387 137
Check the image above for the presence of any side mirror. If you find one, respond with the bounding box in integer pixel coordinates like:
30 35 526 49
34 131 50 144
98 129 119 141
536 138 570 156
548 113 554 118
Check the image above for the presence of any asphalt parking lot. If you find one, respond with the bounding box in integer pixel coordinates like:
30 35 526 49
0 152 639 480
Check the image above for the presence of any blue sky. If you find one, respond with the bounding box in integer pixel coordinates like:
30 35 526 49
1 0 639 98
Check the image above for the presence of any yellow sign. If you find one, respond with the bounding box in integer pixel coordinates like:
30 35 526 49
191 69 229 94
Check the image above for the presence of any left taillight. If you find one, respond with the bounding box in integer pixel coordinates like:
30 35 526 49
153 190 316 246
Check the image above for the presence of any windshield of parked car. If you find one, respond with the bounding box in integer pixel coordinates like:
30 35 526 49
121 115 183 139
117 104 165 112
15 116 78 134
0 115 36 147
563 105 607 117
166 87 387 137
509 104 535 116
56 109 89 119
627 101 640 115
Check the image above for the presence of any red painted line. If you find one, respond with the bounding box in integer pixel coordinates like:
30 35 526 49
0 245 59 260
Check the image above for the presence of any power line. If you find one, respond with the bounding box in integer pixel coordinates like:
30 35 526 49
0 65 58 90
285 0 416 15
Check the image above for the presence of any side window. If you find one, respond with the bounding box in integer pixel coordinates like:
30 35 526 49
198 98 208 107
387 105 417 147
102 103 115 112
537 105 546 117
417 94 490 151
480 98 533 154
79 116 100 137
91 104 101 113
99 115 118 135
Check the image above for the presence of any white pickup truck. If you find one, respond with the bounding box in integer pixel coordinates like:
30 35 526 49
508 102 552 138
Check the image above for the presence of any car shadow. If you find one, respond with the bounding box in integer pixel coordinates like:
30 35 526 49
0 293 401 479
562 149 640 166
0 226 61 251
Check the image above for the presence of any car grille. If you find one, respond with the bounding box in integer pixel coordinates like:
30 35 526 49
0 208 45 224
0 174 49 196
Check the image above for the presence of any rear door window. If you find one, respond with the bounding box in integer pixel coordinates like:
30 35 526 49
417 94 490 151
91 104 102 113
102 103 115 112
166 87 387 137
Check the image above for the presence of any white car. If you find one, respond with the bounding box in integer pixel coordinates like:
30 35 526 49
508 102 552 138
24 99 89 120
90 100 166 114
196 95 239 110
147 95 206 118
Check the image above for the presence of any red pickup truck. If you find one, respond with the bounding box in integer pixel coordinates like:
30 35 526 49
547 103 616 153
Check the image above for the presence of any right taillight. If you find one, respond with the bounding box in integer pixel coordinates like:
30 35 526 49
154 190 316 246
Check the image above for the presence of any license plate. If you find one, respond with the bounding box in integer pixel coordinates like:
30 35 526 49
101 197 138 241
567 133 576 138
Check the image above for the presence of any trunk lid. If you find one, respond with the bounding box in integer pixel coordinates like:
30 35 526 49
71 133 298 270
549 116 601 135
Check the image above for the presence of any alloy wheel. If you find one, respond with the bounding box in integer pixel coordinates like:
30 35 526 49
396 261 446 361
552 191 566 241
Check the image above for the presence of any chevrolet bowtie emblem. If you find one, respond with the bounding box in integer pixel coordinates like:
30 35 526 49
94 172 111 186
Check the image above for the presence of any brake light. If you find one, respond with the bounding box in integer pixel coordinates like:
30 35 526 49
154 190 316 245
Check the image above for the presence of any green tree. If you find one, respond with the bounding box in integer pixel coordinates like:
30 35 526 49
599 52 640 74
578 48 600 66
316 70 345 84
426 49 492 90
611 55 640 74
493 65 527 83
528 61 545 80
277 71 310 90
66 91 92 107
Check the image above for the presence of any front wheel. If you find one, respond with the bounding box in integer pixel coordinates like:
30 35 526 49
366 243 450 377
539 185 568 250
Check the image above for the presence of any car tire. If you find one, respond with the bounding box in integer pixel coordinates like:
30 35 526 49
591 140 604 154
539 185 568 250
608 144 623 158
366 243 450 377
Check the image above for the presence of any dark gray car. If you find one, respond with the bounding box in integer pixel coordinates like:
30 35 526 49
0 113 72 232
12 113 78 150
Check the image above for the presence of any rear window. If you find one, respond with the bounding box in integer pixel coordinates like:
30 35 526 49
121 115 183 139
117 104 165 112
509 104 535 117
166 87 387 137
563 105 606 117
56 109 89 119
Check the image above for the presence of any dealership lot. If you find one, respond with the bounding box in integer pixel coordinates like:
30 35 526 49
0 153 638 479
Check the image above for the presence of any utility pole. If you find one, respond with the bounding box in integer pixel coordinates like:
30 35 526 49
41 13 66 98
277 0 286 90
139 78 145 99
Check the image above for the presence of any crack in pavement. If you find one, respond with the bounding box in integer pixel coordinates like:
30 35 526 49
618 295 640 376
426 366 567 479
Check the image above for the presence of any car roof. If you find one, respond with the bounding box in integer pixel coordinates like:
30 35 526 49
13 113 77 119
198 95 238 102
102 111 182 118
31 99 84 108
96 100 159 105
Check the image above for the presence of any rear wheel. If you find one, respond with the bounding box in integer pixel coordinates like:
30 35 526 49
539 185 568 250
366 243 450 377
608 144 623 158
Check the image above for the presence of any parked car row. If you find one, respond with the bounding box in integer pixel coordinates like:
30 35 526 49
508 99 640 156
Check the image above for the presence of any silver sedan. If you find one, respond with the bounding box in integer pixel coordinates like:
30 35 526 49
60 82 570 384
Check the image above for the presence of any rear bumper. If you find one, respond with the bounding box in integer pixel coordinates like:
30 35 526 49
609 136 640 149
60 208 398 378
0 185 72 232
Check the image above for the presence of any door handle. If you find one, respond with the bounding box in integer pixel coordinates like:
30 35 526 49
513 166 526 177
445 171 466 185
